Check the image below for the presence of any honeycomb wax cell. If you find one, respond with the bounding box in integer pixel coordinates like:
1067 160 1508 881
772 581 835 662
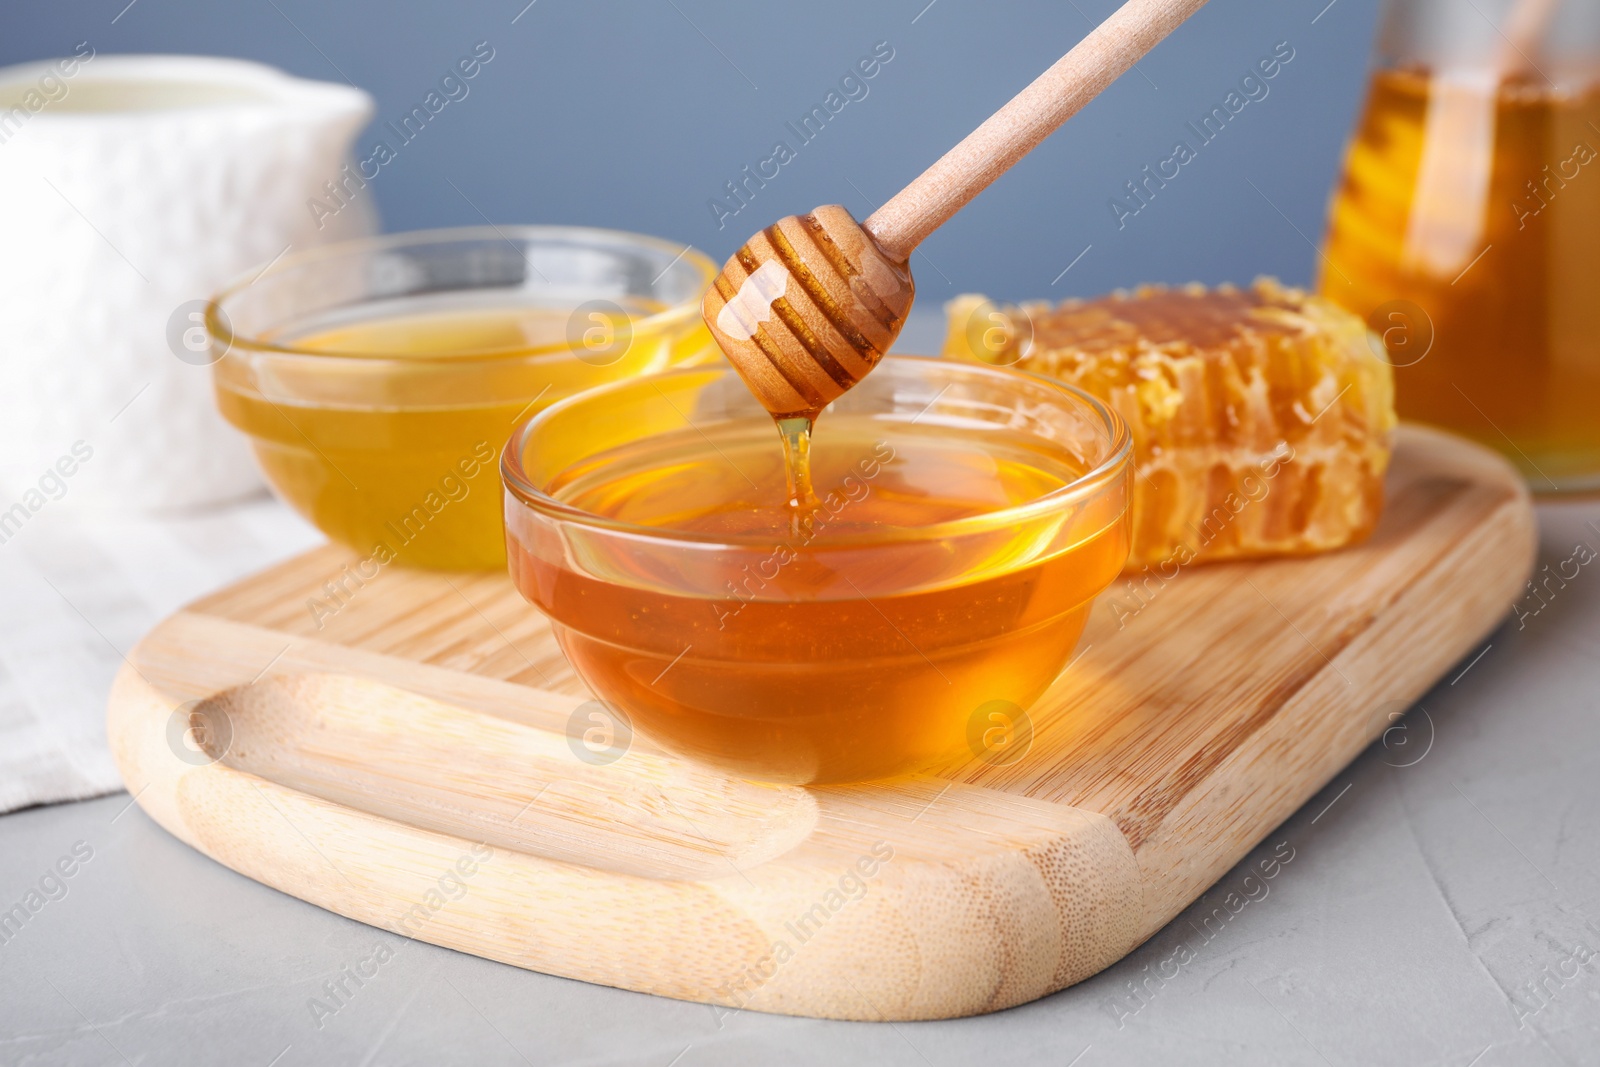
944 279 1396 569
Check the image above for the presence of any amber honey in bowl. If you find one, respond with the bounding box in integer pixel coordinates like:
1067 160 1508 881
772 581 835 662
209 227 718 569
503 358 1132 785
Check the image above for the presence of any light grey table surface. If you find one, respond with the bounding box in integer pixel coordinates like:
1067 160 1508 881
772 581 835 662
3 313 1598 1067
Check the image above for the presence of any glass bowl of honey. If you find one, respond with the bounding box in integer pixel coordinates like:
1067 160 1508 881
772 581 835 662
207 226 718 568
502 357 1133 785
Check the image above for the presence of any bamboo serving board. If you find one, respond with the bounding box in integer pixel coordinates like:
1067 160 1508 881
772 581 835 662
108 426 1534 1022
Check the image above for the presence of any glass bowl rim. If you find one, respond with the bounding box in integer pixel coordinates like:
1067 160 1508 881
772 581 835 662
501 356 1133 549
205 224 718 365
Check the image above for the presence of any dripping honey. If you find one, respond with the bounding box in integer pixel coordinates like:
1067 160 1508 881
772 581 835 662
1321 67 1600 488
505 397 1129 785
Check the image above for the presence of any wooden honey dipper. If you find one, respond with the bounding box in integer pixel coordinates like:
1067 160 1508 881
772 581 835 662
704 0 1211 418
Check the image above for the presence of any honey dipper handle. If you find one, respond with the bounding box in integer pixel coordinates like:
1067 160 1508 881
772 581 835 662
863 0 1210 261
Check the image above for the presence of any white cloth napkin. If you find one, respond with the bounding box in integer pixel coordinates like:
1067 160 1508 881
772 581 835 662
0 493 321 813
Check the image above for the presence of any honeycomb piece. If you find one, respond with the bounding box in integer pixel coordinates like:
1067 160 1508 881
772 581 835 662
943 279 1396 569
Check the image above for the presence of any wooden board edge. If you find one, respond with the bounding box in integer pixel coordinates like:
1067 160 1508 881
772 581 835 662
107 642 1146 1021
1128 429 1537 934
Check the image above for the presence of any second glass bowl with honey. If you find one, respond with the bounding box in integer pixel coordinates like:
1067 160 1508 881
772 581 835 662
208 226 718 569
503 357 1133 784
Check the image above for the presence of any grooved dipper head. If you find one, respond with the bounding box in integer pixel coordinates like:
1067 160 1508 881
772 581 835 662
702 205 915 418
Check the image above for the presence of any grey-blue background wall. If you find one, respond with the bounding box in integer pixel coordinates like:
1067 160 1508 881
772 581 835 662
4 0 1381 305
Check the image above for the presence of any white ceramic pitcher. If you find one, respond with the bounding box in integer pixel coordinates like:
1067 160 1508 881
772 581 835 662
0 54 376 512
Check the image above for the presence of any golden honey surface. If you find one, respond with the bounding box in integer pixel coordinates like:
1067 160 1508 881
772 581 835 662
1321 68 1600 488
507 417 1127 784
945 280 1395 570
216 303 714 569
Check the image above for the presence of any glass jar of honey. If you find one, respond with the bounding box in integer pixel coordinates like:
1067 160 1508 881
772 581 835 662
1321 0 1600 490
